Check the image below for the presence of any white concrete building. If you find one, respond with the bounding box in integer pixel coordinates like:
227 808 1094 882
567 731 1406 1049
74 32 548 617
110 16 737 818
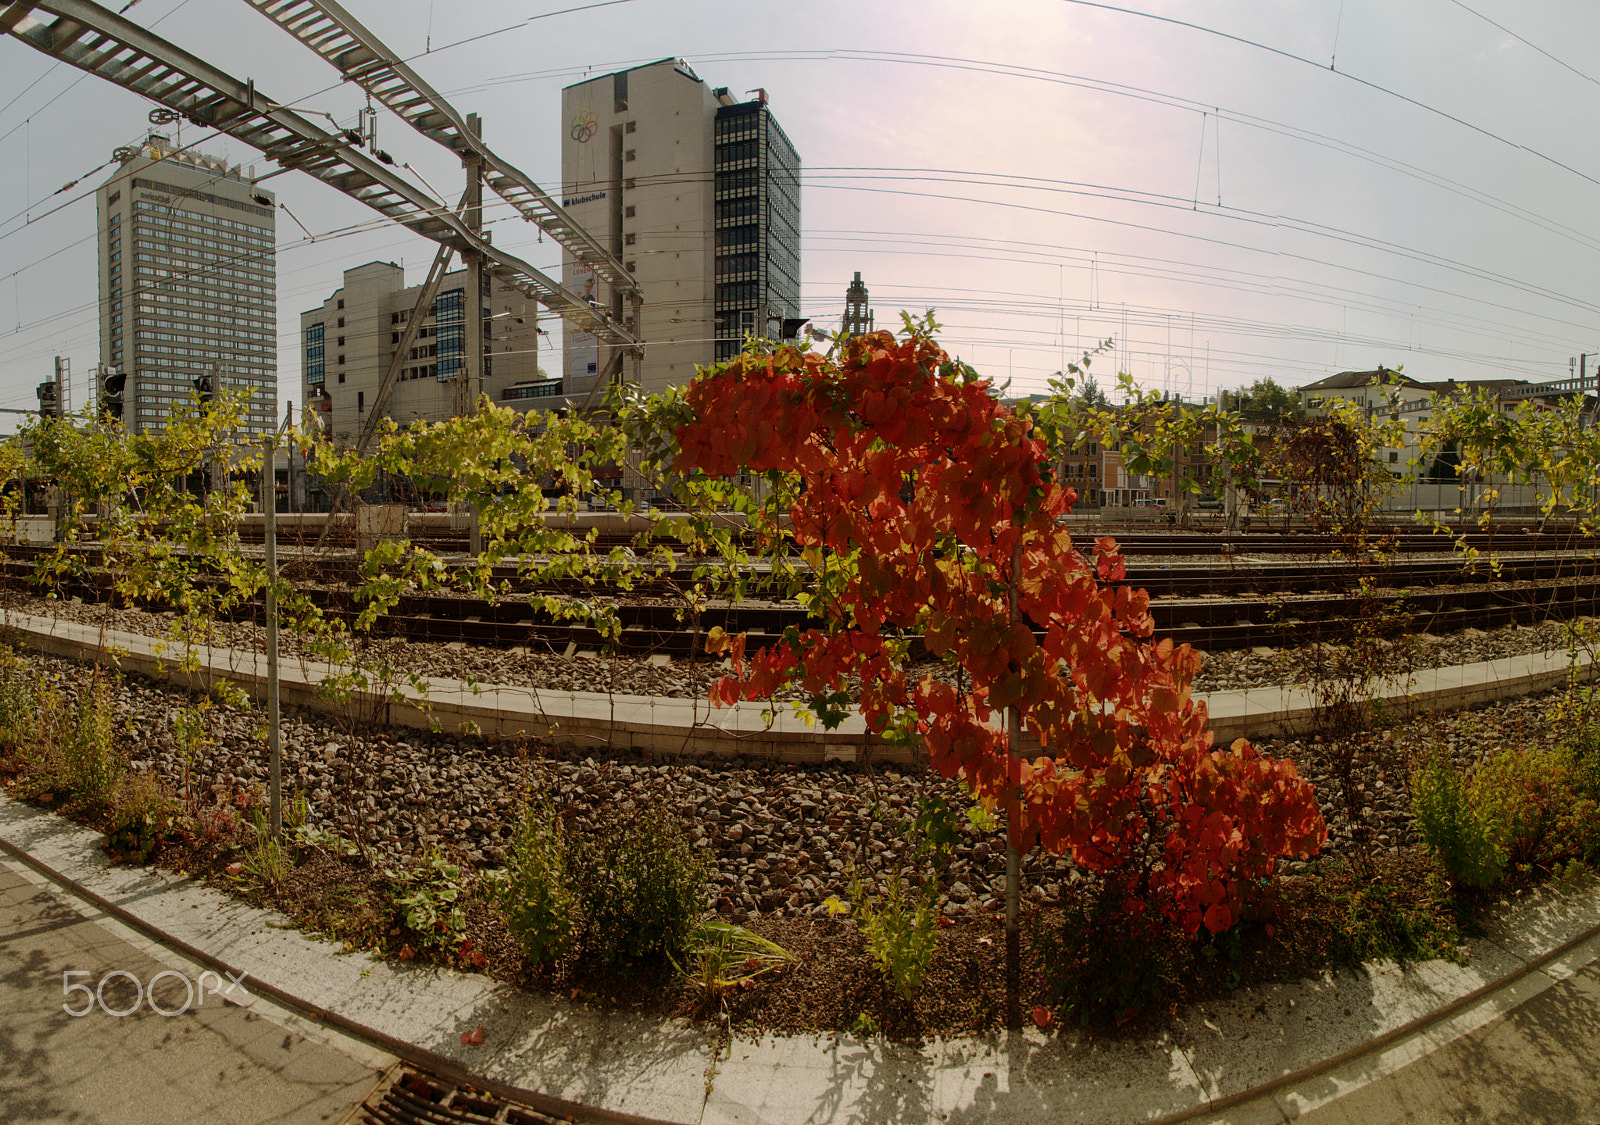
96 136 277 435
560 58 800 397
299 261 545 442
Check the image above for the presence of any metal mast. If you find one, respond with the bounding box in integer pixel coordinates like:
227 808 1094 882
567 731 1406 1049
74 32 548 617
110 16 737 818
239 0 644 386
1 0 638 350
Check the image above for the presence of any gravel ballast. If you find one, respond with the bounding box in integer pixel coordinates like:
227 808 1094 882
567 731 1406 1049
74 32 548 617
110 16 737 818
1 619 1575 921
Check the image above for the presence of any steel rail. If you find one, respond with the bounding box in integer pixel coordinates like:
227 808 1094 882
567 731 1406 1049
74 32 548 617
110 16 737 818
239 0 639 302
0 0 637 346
11 559 1600 655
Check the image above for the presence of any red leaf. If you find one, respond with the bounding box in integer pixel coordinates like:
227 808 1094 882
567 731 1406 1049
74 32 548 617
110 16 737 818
709 676 742 708
1032 1006 1055 1029
461 1027 485 1046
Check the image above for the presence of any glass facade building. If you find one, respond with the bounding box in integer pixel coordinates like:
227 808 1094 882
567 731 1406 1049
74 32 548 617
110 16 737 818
713 102 800 361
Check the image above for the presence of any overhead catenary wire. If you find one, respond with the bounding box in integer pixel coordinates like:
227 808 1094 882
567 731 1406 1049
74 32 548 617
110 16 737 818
3 4 1600 409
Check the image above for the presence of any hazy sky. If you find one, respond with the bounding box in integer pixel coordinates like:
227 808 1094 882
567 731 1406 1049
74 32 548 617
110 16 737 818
2 0 1598 430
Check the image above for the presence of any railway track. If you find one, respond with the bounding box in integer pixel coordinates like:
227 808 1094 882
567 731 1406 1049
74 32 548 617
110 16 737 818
7 524 1599 656
10 559 1600 656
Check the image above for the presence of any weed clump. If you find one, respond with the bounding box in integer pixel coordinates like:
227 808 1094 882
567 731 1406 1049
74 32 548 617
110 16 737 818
494 800 707 975
497 796 576 967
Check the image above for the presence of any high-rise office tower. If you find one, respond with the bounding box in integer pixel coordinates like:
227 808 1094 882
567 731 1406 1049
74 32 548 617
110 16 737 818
560 59 800 396
299 261 544 443
96 136 277 435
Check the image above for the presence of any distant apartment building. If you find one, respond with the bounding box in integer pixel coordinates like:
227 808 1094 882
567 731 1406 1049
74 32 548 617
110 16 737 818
299 261 544 441
560 59 800 396
96 136 277 434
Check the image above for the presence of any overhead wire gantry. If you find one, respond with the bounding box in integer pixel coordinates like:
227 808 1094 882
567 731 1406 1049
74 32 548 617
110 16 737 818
0 0 643 388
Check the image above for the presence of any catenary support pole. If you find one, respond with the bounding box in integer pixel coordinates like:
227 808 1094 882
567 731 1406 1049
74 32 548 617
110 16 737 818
1005 533 1023 1029
464 112 485 556
263 433 282 840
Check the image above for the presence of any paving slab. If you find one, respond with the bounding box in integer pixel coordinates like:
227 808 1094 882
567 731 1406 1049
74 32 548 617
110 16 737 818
0 858 385 1125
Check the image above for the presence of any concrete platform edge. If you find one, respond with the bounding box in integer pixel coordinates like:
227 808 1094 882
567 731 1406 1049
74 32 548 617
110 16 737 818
6 612 1594 768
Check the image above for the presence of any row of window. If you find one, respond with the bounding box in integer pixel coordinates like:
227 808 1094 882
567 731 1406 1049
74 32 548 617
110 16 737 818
134 264 270 296
132 249 270 282
139 343 270 358
136 325 270 342
132 180 273 220
715 140 760 165
502 381 562 401
136 355 272 374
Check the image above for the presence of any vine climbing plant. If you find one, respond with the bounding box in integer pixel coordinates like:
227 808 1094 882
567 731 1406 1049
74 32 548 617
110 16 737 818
670 316 1326 935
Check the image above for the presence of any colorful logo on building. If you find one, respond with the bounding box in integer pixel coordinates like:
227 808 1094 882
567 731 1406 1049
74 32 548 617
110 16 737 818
570 110 598 143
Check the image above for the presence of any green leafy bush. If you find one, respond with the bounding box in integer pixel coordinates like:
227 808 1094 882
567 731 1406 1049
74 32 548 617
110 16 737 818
1412 739 1600 888
569 808 706 972
64 667 122 808
1481 745 1600 869
390 850 468 954
0 654 70 793
843 793 960 1002
851 868 939 1002
0 647 42 751
105 773 177 864
1410 745 1506 889
497 798 576 967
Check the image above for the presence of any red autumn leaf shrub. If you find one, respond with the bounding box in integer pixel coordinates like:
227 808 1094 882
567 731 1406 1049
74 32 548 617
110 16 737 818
673 326 1325 934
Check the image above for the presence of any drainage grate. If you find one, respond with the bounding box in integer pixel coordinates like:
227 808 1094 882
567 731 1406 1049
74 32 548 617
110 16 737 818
352 1066 572 1125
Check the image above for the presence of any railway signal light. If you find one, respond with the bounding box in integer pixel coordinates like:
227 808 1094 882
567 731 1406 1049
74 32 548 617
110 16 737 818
194 374 214 407
36 382 60 420
100 368 126 422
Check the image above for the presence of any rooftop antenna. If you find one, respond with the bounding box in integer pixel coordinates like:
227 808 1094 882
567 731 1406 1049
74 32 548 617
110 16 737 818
147 106 180 149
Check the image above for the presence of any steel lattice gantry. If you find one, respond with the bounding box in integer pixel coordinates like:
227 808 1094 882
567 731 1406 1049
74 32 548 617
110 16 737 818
0 0 639 350
239 0 638 305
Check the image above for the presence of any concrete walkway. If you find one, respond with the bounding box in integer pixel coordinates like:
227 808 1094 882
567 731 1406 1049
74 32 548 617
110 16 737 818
0 854 388 1124
4 792 1600 1125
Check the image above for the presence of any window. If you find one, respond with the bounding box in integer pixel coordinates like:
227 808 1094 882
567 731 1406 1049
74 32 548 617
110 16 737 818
624 149 636 162
108 190 120 205
337 336 344 347
358 391 364 413
337 317 344 327
337 355 344 365
338 372 345 383
336 299 344 309
624 233 636 245
625 120 636 134
1389 451 1399 463
392 332 400 344
625 205 636 218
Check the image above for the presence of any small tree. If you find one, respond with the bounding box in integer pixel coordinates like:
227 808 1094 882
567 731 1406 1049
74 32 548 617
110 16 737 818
668 319 1325 952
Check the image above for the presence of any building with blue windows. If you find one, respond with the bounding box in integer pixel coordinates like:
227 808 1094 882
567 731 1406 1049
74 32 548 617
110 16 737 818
560 60 801 395
299 261 545 442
